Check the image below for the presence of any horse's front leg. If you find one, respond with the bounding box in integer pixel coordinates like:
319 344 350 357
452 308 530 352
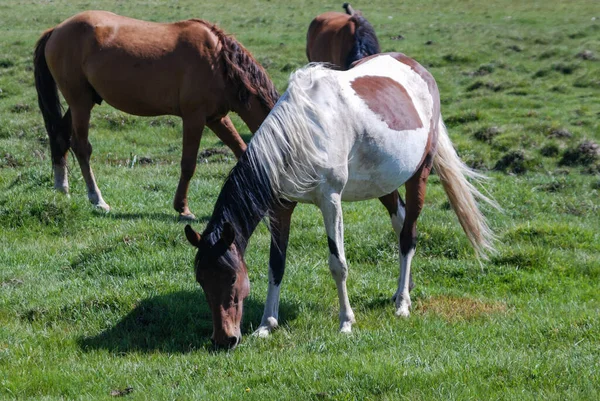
174 115 205 220
319 191 355 333
254 201 297 338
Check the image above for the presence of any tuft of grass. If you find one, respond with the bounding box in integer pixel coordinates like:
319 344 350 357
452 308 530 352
559 140 599 166
473 126 500 143
445 110 481 127
494 150 532 174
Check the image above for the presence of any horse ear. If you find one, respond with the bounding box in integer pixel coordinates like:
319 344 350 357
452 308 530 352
221 222 235 246
185 225 201 247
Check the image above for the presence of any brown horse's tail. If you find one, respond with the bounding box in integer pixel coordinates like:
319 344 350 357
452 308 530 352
343 5 381 69
34 29 71 165
433 117 500 259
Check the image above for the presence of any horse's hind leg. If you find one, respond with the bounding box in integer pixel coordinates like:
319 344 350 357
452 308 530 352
207 115 247 159
52 109 72 194
319 189 355 333
70 102 109 211
379 191 415 292
174 115 205 220
394 160 433 317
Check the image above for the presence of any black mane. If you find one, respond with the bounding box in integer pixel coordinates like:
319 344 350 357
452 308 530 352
344 14 381 69
204 151 277 253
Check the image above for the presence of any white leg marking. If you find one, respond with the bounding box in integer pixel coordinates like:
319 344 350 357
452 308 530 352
320 192 355 333
394 247 415 317
254 269 281 338
53 164 69 194
330 253 355 333
86 170 110 212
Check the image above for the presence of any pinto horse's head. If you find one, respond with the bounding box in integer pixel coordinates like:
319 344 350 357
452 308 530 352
185 223 249 349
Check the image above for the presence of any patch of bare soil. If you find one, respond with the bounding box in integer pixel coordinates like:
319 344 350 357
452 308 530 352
416 295 508 322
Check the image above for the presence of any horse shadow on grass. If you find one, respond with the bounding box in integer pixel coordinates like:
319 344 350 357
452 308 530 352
78 290 298 354
94 211 211 224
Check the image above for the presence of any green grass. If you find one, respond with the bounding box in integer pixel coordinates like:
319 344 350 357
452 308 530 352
1 0 599 399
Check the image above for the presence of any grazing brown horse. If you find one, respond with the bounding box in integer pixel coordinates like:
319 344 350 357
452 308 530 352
34 11 279 220
306 3 381 70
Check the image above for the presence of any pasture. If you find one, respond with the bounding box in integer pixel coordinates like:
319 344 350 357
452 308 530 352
1 0 599 399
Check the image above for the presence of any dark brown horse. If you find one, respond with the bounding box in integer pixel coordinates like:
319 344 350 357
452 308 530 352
34 11 279 219
306 3 381 70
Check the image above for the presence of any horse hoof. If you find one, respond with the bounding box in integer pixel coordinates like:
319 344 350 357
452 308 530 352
178 212 196 222
253 327 271 338
339 321 353 333
395 307 410 318
253 317 278 338
95 202 110 212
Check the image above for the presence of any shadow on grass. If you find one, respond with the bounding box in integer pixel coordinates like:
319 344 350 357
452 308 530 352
95 211 211 224
360 288 422 311
79 290 298 354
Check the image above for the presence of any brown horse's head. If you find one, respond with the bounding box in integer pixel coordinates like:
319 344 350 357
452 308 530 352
185 223 249 349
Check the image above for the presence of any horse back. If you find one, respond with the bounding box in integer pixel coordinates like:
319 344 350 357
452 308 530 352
351 53 441 121
44 11 225 116
299 54 439 200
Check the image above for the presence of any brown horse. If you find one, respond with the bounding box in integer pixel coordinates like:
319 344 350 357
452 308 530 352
34 11 279 220
306 3 381 70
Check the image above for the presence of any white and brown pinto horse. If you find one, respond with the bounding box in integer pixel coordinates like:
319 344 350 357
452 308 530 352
185 53 496 348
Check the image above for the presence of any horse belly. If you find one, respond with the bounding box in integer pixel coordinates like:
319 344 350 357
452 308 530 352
342 128 428 201
85 52 183 116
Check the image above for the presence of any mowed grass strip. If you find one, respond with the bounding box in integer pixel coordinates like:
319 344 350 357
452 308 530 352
0 0 599 399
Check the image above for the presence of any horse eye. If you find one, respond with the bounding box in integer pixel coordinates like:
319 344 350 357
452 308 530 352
231 276 237 285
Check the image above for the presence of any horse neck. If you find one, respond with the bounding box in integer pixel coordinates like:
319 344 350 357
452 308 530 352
206 156 273 253
232 95 273 133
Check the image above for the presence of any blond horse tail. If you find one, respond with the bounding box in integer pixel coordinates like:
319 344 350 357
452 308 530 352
433 117 499 258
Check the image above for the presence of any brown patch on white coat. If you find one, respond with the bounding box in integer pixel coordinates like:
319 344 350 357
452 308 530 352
351 76 424 132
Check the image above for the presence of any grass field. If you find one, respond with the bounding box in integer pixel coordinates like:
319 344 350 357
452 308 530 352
1 0 599 399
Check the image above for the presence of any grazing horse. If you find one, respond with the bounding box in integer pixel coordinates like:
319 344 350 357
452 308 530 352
185 53 497 348
306 3 381 70
34 11 278 220
306 4 417 289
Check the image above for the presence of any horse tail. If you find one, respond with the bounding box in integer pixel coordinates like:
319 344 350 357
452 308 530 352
343 3 356 15
208 23 280 111
433 117 499 259
344 7 381 69
34 28 71 165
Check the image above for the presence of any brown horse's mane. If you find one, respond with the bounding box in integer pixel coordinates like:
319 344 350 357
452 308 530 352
192 20 280 111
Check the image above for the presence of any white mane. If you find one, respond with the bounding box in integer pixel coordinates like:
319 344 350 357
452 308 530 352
244 64 336 199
